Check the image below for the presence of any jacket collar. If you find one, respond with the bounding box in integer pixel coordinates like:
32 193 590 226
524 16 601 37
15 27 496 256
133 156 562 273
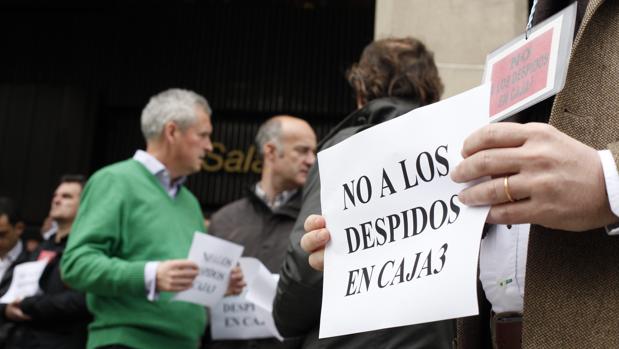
247 184 302 219
319 97 420 149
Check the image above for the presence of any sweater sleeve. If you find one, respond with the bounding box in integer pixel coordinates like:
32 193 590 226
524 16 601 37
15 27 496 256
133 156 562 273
60 170 147 297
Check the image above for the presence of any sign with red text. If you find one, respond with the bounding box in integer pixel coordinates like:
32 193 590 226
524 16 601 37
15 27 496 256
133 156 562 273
484 2 576 122
317 85 491 338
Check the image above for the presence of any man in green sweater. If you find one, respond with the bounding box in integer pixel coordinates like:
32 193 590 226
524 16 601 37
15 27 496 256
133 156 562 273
61 88 244 349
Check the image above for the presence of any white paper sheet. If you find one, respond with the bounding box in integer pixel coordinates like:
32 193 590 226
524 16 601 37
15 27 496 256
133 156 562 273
210 257 283 341
173 232 244 307
318 84 491 338
0 260 47 304
241 258 278 313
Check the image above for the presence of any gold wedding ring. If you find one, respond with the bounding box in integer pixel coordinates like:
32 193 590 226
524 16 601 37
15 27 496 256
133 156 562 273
504 176 515 203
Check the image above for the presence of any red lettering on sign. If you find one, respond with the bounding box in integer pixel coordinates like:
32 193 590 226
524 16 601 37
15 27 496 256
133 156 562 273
489 28 554 117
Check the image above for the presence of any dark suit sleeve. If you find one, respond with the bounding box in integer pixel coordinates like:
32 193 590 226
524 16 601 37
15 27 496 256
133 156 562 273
207 207 230 238
273 127 361 337
272 162 324 337
0 304 7 322
19 289 88 322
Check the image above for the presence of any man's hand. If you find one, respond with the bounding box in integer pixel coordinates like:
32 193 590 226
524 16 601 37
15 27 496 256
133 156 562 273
156 260 199 292
224 266 246 296
451 122 617 231
300 214 330 271
5 299 31 322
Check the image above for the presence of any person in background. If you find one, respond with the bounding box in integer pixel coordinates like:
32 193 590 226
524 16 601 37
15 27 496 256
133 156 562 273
273 37 454 348
61 88 244 349
0 175 91 349
206 115 316 349
0 197 30 344
21 226 43 253
301 1 619 348
0 197 28 288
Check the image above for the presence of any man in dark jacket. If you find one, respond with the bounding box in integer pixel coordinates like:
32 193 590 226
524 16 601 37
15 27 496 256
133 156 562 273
0 175 90 349
273 37 454 349
0 197 31 345
206 115 316 349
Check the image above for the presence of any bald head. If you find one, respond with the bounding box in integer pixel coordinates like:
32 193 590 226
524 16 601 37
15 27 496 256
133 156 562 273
257 115 317 191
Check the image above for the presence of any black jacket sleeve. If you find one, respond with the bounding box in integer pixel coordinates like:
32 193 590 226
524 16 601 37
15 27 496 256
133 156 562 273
19 289 89 322
273 127 360 337
273 162 324 337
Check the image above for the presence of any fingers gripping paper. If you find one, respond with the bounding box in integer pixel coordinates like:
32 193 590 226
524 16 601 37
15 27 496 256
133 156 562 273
317 85 491 338
173 233 244 307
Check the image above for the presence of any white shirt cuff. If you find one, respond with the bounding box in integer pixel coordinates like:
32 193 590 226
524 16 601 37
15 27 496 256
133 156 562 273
145 261 160 301
598 150 619 235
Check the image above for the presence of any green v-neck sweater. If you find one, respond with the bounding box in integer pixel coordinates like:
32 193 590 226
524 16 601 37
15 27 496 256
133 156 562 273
61 159 207 349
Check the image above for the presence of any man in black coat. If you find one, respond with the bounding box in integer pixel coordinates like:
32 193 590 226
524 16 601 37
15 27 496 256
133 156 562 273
0 175 91 349
273 37 454 349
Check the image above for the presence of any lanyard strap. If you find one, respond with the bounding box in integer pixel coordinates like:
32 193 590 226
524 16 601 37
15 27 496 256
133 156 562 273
525 0 539 39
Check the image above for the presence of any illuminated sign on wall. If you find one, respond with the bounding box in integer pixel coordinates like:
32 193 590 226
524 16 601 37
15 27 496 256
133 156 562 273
203 142 262 174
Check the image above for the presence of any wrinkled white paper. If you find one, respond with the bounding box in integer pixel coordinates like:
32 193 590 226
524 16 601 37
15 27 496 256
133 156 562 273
0 260 47 304
210 257 283 341
173 233 243 307
318 85 491 338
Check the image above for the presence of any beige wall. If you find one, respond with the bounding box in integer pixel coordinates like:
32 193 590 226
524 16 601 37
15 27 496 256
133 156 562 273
375 0 528 98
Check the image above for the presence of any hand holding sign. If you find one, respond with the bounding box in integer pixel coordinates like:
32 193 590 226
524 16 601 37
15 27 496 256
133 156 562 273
451 122 616 231
225 266 246 296
0 261 47 304
173 233 244 307
156 260 199 292
317 85 491 338
300 214 330 271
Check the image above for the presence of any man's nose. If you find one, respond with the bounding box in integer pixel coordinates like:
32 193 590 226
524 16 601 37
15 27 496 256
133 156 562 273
306 152 316 165
204 139 213 153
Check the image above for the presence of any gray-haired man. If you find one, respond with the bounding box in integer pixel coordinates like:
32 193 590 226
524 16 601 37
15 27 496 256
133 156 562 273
62 88 244 349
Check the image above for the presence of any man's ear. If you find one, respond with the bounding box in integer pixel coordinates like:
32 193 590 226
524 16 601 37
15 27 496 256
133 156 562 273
14 222 24 237
356 93 367 109
163 121 179 143
263 142 277 161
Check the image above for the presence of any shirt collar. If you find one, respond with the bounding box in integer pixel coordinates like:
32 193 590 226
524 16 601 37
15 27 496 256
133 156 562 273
2 240 22 263
42 221 58 240
133 150 186 197
255 183 297 209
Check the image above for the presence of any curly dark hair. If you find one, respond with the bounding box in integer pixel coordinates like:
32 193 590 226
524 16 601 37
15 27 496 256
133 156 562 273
347 37 444 106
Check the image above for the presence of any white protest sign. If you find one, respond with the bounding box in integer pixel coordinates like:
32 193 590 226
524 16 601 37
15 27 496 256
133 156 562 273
0 260 47 304
484 2 576 122
210 257 283 341
173 233 243 307
241 258 278 313
318 84 491 338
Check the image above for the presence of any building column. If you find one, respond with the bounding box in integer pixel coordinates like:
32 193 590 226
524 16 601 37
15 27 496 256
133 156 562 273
375 0 528 98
